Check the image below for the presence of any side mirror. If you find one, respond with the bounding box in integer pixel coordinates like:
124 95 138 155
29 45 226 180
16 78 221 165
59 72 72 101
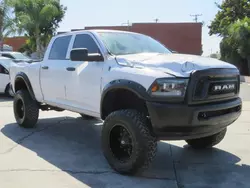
70 48 104 62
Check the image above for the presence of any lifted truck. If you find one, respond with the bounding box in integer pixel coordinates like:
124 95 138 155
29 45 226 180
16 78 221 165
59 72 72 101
9 30 242 175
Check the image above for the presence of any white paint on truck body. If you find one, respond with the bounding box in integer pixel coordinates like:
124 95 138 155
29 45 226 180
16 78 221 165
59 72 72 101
9 30 237 118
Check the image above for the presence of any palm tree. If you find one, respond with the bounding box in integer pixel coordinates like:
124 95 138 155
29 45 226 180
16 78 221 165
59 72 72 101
0 0 10 50
11 0 64 58
0 0 22 51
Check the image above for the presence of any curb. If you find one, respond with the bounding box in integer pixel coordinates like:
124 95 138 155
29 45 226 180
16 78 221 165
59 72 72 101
240 76 250 83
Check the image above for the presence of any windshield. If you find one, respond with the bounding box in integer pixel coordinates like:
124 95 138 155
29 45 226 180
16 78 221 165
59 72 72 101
11 52 30 60
98 32 171 55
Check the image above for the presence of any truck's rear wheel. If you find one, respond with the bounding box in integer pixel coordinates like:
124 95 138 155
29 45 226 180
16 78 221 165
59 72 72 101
13 90 39 128
185 129 227 149
102 109 157 175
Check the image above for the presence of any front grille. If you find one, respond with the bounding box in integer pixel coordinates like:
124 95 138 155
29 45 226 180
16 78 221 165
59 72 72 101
194 76 238 100
187 69 240 105
193 77 208 99
208 81 237 95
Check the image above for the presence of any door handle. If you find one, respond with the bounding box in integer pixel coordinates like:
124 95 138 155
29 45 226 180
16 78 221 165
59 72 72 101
66 67 76 71
42 66 49 70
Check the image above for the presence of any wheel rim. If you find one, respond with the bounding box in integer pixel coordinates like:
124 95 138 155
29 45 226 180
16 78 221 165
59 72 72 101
16 99 25 119
109 124 133 163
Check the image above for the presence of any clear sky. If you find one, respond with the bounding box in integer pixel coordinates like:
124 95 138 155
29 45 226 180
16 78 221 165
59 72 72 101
59 0 223 56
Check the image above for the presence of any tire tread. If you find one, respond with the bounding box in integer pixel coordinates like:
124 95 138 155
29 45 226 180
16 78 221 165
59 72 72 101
102 109 157 174
14 90 39 128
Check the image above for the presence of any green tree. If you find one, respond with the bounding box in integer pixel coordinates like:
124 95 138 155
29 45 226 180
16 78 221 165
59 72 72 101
0 0 16 50
220 17 250 73
0 0 7 49
11 0 66 58
209 0 250 36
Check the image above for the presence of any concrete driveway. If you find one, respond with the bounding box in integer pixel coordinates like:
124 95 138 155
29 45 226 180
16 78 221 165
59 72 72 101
0 86 250 188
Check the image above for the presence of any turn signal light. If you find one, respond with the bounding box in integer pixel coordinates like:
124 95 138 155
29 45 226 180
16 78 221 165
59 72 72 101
151 83 159 92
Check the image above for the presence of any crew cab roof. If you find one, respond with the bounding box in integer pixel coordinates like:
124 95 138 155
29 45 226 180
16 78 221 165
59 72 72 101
57 29 138 36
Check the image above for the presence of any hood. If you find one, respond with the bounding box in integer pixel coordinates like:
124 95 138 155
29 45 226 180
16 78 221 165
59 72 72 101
13 59 33 63
116 53 236 77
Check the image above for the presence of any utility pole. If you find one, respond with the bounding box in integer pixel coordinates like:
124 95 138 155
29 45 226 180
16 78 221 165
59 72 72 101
121 20 130 30
190 14 202 22
154 18 159 23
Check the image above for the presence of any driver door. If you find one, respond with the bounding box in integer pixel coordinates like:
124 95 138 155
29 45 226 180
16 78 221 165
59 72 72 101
65 33 105 116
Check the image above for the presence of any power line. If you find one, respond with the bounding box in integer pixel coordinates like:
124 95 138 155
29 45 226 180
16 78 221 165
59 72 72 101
190 14 202 22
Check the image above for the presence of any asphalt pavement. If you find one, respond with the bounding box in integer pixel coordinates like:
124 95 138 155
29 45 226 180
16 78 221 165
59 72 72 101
0 83 249 188
240 83 250 101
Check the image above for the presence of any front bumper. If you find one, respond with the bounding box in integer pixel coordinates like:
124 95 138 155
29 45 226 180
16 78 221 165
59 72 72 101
147 98 242 140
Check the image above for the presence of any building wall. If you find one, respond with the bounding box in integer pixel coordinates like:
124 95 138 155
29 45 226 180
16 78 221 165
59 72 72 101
84 22 202 55
132 23 202 55
4 37 27 51
83 26 130 31
3 23 202 55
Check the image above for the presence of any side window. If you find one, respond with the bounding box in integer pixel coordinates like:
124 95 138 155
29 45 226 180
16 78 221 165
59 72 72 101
73 34 100 54
49 35 72 60
2 54 14 59
0 65 3 73
0 64 8 74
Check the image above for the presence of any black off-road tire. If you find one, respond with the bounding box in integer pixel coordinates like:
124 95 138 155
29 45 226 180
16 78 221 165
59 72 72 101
102 109 157 175
80 113 96 120
186 129 227 149
13 90 39 128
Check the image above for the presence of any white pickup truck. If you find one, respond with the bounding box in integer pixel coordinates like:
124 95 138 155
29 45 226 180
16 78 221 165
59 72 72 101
10 30 242 175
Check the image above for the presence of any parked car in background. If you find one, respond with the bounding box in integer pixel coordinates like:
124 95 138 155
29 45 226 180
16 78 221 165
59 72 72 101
0 57 14 96
0 52 33 63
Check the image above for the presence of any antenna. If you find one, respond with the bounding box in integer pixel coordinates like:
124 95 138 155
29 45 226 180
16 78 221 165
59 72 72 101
190 14 202 22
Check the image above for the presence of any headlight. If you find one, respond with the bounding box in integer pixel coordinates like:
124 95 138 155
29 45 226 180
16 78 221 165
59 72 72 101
150 78 189 97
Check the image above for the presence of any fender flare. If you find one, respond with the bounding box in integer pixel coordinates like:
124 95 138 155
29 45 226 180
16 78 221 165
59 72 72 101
4 83 10 93
14 72 36 100
100 79 150 119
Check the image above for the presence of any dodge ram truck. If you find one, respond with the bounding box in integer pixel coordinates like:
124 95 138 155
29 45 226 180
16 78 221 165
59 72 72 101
9 30 242 175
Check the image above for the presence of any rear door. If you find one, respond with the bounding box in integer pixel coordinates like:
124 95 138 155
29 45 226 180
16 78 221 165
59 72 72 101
40 35 73 105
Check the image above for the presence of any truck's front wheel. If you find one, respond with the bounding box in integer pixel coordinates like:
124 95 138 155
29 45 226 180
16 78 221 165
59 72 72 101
185 129 227 149
13 90 39 128
102 109 157 175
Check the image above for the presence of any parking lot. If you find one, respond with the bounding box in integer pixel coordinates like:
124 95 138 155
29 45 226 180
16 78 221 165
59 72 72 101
0 84 250 188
